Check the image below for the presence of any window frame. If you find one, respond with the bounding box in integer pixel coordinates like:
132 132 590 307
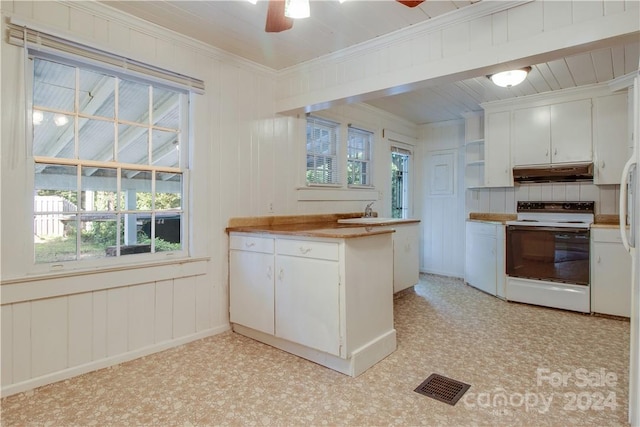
28 54 191 270
346 125 374 188
305 115 341 187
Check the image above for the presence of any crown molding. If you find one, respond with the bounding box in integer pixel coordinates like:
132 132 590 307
279 0 532 75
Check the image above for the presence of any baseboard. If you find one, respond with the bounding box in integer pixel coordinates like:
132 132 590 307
1 324 230 398
233 324 396 377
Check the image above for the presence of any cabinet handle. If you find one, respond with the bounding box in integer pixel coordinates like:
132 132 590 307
546 149 549 157
267 265 272 280
601 160 606 169
245 242 255 248
278 268 284 281
597 256 601 264
554 148 557 156
298 247 312 254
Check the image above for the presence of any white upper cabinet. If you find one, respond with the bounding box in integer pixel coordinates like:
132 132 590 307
484 111 512 187
593 92 629 185
513 99 592 166
513 105 551 166
550 99 593 164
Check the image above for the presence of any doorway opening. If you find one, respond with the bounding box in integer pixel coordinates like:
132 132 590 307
391 146 411 219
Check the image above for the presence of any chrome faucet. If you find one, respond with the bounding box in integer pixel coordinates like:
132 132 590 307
364 202 374 218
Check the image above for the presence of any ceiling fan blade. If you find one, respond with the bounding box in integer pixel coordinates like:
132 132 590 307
396 0 425 7
265 0 294 33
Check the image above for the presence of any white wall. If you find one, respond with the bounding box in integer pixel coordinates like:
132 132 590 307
466 184 620 216
0 1 418 396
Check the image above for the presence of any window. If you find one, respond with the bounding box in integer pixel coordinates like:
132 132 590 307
32 57 188 263
306 116 340 185
391 146 411 219
347 126 373 186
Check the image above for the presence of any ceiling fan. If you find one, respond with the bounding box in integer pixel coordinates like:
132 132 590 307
265 0 425 33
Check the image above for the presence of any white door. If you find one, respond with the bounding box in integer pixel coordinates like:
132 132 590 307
275 255 340 356
229 250 275 335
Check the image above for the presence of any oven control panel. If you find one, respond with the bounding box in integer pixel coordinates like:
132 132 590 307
516 201 595 213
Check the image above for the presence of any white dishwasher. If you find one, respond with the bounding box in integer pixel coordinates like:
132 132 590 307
464 220 505 298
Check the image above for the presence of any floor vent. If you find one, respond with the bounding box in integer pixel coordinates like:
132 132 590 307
414 373 470 406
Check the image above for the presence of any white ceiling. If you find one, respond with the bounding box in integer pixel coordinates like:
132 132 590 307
103 0 639 124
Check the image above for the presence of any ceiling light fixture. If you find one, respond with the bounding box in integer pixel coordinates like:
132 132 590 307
247 0 257 4
54 114 69 127
284 0 310 19
488 67 532 88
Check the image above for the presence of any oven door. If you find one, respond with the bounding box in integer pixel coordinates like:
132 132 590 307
506 225 590 285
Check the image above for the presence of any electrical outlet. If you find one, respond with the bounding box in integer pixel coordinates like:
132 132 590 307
268 202 274 213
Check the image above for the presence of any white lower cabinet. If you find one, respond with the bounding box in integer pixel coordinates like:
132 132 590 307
465 221 505 298
275 240 340 356
591 228 632 317
229 235 275 335
392 223 420 293
229 232 396 377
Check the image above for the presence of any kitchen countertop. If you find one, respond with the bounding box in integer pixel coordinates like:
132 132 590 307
468 213 517 224
226 213 419 239
468 212 622 228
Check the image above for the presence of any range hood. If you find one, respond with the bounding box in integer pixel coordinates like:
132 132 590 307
513 163 594 183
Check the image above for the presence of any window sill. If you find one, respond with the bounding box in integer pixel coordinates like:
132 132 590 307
297 187 379 201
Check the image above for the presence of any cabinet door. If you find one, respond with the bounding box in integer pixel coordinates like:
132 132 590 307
465 222 497 296
229 250 275 335
513 106 551 166
594 93 628 184
393 224 419 293
592 241 632 317
275 255 340 355
551 99 592 163
485 111 513 187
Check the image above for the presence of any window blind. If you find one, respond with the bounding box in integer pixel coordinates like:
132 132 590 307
306 115 340 185
8 22 205 94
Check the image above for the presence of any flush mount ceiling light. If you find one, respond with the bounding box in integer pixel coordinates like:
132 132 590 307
488 67 532 88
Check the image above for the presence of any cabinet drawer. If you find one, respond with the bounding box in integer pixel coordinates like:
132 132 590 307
276 239 339 261
591 228 623 244
230 234 274 253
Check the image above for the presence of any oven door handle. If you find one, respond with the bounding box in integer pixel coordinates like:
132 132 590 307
507 225 589 234
620 156 636 252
